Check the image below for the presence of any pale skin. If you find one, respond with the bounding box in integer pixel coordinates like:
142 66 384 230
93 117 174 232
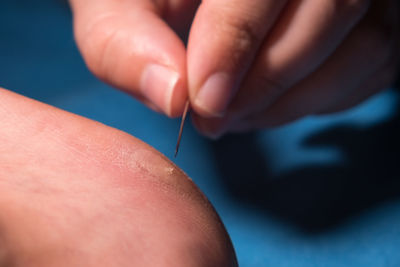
70 0 399 138
0 88 237 267
1 0 398 264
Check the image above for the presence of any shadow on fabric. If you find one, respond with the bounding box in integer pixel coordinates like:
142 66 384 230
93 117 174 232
209 91 400 234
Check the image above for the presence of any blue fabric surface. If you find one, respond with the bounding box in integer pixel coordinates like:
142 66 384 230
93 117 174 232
1 2 400 266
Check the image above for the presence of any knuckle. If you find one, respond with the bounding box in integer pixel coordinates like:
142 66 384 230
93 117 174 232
215 12 263 66
75 13 121 80
224 17 261 48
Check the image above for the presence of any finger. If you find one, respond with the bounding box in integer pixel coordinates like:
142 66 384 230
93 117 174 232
235 17 394 130
70 0 188 117
228 0 371 119
160 0 201 39
191 114 232 139
318 62 398 114
187 0 288 117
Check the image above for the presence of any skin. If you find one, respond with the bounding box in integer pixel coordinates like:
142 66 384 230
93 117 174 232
0 88 237 267
70 0 399 138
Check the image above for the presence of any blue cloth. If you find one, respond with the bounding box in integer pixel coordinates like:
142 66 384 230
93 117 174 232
1 1 400 266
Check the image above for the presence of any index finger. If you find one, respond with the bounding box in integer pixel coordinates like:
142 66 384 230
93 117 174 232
70 0 188 117
187 0 288 117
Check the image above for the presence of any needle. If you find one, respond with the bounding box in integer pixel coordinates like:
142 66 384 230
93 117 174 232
174 100 190 158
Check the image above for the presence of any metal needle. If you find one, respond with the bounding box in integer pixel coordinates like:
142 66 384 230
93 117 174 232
174 100 190 158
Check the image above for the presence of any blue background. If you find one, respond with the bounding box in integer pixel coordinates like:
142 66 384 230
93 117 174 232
1 1 400 266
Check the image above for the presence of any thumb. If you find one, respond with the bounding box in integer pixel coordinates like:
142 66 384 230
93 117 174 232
187 0 287 117
70 0 187 117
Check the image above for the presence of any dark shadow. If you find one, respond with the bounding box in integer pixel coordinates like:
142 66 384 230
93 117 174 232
210 90 400 234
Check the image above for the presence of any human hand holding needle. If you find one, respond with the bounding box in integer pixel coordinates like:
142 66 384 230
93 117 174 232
70 0 399 139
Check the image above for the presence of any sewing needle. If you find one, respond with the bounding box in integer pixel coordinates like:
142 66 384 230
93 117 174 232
174 100 190 158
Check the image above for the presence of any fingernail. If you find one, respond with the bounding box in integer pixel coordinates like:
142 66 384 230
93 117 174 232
194 72 233 118
141 64 180 116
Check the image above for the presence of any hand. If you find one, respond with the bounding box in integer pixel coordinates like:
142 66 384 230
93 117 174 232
70 0 399 138
0 88 237 266
188 0 399 137
69 0 200 117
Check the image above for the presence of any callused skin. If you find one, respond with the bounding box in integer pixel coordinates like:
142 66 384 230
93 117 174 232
0 88 237 267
